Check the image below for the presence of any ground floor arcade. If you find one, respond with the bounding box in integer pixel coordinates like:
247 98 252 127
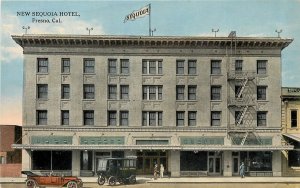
23 149 281 177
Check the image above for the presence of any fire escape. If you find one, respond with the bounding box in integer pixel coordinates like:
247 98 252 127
227 32 260 146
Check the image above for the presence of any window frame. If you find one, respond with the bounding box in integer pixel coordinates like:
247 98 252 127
211 111 221 126
83 84 95 99
120 59 129 74
235 60 243 72
176 85 185 100
257 86 267 100
211 86 221 100
120 111 129 126
211 60 221 75
176 111 185 126
176 60 185 75
61 110 69 125
61 58 70 73
257 60 267 74
37 110 47 125
120 85 129 100
61 84 70 99
291 110 298 128
37 58 48 73
83 110 94 126
257 111 267 127
108 111 117 126
188 60 197 75
37 84 48 100
83 58 95 73
108 85 117 100
188 111 197 126
188 85 197 100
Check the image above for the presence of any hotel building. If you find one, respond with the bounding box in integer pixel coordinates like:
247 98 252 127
12 34 293 177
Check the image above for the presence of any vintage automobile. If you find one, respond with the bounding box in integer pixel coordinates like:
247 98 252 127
96 156 137 186
22 171 83 188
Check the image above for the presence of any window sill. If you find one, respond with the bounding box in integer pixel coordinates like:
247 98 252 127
176 100 198 102
211 100 222 102
61 73 70 75
108 74 130 76
36 99 48 101
83 73 96 75
176 74 199 76
83 99 95 101
36 73 48 75
61 99 70 101
142 74 164 76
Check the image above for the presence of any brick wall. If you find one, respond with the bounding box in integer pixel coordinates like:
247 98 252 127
0 126 15 152
0 164 22 177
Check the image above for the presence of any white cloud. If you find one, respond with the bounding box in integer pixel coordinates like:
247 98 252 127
1 11 105 64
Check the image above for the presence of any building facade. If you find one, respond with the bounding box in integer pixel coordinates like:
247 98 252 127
12 34 293 177
281 87 300 176
0 125 22 177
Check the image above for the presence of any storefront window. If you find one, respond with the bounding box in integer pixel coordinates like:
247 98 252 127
249 151 272 171
180 151 207 171
288 142 300 167
32 151 71 170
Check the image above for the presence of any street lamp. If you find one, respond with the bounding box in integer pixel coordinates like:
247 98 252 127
275 29 282 38
212 29 219 37
22 26 30 34
86 27 93 35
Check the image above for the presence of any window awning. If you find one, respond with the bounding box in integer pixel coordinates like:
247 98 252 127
283 133 300 142
11 144 293 151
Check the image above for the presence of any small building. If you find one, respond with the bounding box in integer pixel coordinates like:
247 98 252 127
0 125 22 177
282 87 300 176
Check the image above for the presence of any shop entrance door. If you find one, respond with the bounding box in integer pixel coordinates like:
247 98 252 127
232 156 240 176
136 151 168 175
208 156 221 175
144 157 159 174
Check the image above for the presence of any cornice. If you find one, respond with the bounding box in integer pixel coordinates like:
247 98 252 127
11 34 293 50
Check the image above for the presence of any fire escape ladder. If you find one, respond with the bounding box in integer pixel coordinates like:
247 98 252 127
236 105 248 126
240 131 249 145
237 78 248 98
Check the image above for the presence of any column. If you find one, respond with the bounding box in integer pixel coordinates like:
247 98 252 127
223 151 232 176
272 151 282 176
22 150 31 177
72 150 80 176
169 150 180 177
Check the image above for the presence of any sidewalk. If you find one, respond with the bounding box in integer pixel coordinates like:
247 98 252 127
1 176 300 184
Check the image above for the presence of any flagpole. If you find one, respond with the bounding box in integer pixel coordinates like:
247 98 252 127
149 4 151 36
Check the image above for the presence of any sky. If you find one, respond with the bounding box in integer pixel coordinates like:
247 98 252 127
1 0 300 125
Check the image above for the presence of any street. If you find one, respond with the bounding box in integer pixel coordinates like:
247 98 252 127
1 182 300 188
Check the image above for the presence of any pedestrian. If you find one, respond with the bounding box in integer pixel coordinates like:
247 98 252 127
160 164 165 178
239 162 245 178
153 163 159 180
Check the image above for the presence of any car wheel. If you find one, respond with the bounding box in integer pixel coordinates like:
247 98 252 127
118 177 125 185
67 181 78 188
97 175 105 185
25 179 36 188
129 175 136 184
108 176 116 186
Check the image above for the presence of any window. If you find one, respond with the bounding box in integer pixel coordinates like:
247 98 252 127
120 111 129 126
176 60 184 74
176 85 185 100
288 150 300 167
291 110 298 128
120 85 129 100
211 86 221 100
235 85 242 98
83 84 95 99
188 111 197 126
235 60 243 72
37 58 48 73
108 111 117 126
211 111 221 126
61 58 70 73
83 59 95 73
142 111 162 126
142 86 163 100
149 61 156 74
176 111 185 126
211 60 221 74
188 60 197 75
257 86 267 100
61 84 70 99
84 110 94 125
257 60 267 74
108 85 117 99
37 84 48 99
61 110 69 125
37 110 47 125
188 85 197 100
142 60 162 75
257 111 267 126
108 59 117 74
235 111 243 125
120 59 129 74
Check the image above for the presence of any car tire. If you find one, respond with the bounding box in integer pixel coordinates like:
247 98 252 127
25 179 37 188
129 175 136 184
67 181 78 188
97 175 105 185
108 176 117 186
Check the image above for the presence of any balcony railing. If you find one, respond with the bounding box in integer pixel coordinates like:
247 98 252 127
228 71 256 80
